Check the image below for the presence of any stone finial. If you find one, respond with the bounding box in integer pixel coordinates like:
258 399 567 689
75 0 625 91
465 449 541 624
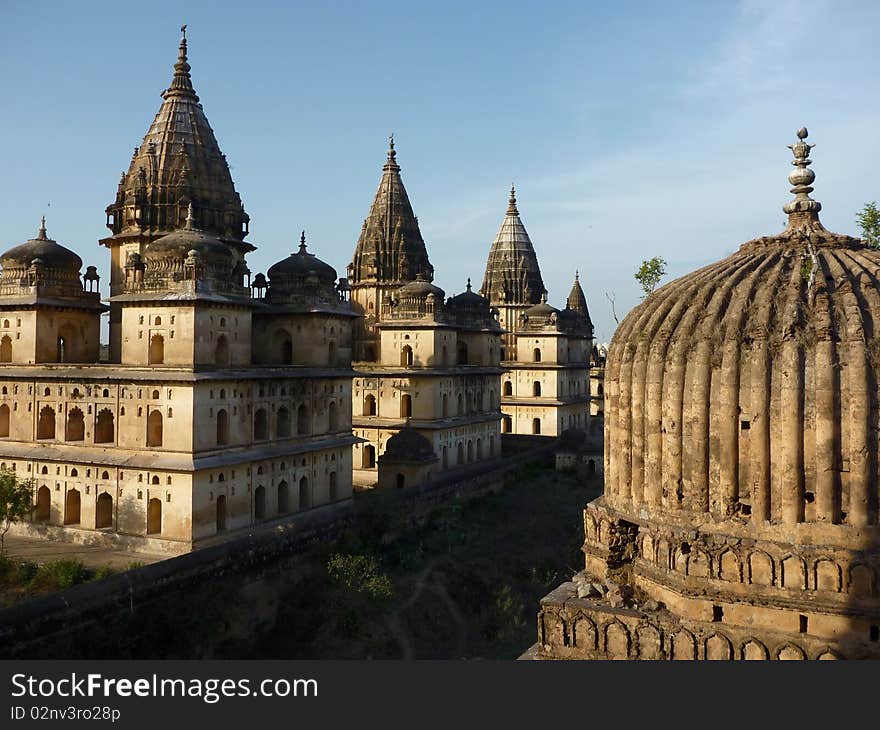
466 277 472 292
299 230 307 253
388 133 396 161
783 126 822 222
184 202 195 230
163 24 198 100
37 215 47 240
507 184 519 215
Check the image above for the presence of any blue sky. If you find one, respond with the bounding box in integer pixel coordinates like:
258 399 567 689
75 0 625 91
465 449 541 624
1 0 878 342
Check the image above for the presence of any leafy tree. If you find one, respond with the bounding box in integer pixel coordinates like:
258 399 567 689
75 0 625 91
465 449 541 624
635 256 668 298
856 202 880 249
326 553 393 601
0 468 33 555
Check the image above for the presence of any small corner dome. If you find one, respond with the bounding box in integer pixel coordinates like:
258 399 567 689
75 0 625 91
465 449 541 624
523 300 559 317
146 227 232 262
396 272 445 300
382 427 436 461
1 220 82 272
268 234 337 282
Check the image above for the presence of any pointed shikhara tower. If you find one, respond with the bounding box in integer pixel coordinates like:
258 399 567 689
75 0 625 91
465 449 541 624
347 137 434 361
348 141 503 488
483 190 593 439
480 186 546 361
526 129 880 660
2 29 357 553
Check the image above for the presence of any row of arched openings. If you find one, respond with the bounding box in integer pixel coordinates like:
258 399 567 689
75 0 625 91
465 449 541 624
34 406 116 442
33 486 161 534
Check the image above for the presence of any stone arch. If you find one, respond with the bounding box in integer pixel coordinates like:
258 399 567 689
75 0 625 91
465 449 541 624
147 410 163 447
274 330 293 365
674 546 689 573
64 488 81 525
572 616 597 650
719 548 741 582
401 344 413 367
656 538 671 569
533 347 541 362
670 630 696 660
65 407 85 442
328 401 339 431
363 445 376 468
57 323 76 362
0 403 9 437
278 480 289 513
94 408 114 444
216 494 227 532
37 407 56 439
297 404 310 435
456 341 468 365
277 407 291 437
0 335 11 363
254 485 266 520
741 639 769 660
503 380 512 397
817 650 839 660
95 491 113 529
401 394 412 418
215 335 230 366
216 409 229 445
688 548 711 578
748 550 775 586
35 485 50 522
254 408 268 441
777 644 806 660
781 554 806 590
149 334 164 365
299 476 310 510
636 624 663 660
604 621 631 659
532 417 541 435
640 533 655 562
147 498 162 534
532 381 541 397
364 394 376 416
814 558 842 592
849 563 875 598
329 471 338 501
705 633 732 660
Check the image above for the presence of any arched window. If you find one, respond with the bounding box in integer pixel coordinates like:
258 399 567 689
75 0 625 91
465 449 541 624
277 407 291 437
401 394 412 418
65 407 85 441
598 383 604 396
151 389 159 399
533 347 541 362
328 341 337 366
150 334 165 365
457 393 463 416
363 444 376 469
154 316 162 326
216 495 227 532
0 403 9 437
35 485 50 522
457 342 468 365
103 388 109 398
151 475 160 485
297 404 310 435
147 498 162 534
396 473 406 489
329 472 338 502
442 446 448 468
254 485 266 520
441 345 448 366
533 381 541 397
456 441 464 465
95 409 114 443
467 440 474 462
477 438 483 459
215 335 229 366
274 330 293 364
0 335 11 363
503 381 512 396
442 393 449 417
502 415 512 433
64 488 81 525
401 345 413 367
364 394 376 416
216 409 229 445
95 492 113 529
254 408 268 440
101 470 109 480
299 476 311 510
147 410 163 447
38 406 55 439
278 481 289 513
532 418 541 435
328 402 338 431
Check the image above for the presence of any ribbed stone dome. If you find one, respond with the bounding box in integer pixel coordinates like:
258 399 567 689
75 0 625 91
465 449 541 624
267 232 337 282
604 128 879 549
1 219 82 272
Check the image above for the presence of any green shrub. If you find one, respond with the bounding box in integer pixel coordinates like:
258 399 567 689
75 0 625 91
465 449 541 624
31 559 89 590
326 553 393 601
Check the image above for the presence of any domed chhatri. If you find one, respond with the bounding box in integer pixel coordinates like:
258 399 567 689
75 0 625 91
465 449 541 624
267 231 337 282
264 231 342 308
531 129 880 661
1 217 83 274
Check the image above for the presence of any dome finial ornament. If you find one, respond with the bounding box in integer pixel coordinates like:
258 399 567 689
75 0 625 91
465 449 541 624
507 184 518 215
38 216 47 240
184 202 195 230
388 133 396 161
163 24 198 101
299 230 307 253
783 126 822 225
466 277 472 292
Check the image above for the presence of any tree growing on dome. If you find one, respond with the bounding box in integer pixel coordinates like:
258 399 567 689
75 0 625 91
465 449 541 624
634 256 667 298
856 201 880 249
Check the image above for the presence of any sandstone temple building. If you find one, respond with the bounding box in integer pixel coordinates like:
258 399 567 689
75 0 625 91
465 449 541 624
480 189 594 439
3 31 357 553
348 140 505 488
528 128 880 660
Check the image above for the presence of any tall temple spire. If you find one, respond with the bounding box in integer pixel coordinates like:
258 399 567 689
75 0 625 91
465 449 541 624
348 139 433 285
480 186 545 306
566 269 591 322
